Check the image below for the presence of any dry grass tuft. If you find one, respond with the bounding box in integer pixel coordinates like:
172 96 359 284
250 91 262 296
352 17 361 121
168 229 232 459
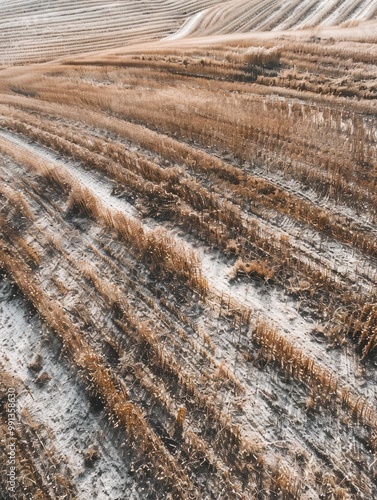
232 258 275 282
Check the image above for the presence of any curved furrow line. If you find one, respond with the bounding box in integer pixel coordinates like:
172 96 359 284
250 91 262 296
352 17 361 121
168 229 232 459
1 132 374 500
2 0 377 66
2 101 376 361
2 128 376 417
2 31 377 498
2 112 375 338
0 138 308 500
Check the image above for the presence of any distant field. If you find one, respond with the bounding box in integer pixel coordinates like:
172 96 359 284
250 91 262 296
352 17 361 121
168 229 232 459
1 2 377 499
1 0 377 63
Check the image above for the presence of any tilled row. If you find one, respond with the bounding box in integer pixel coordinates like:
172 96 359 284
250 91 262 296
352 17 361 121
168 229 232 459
1 112 376 358
1 135 376 497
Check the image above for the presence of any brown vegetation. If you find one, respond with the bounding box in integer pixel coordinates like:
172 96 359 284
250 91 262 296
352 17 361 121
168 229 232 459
0 30 376 499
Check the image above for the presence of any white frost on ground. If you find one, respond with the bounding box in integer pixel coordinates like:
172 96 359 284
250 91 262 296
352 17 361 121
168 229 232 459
0 130 139 220
0 128 375 423
163 10 206 40
0 277 140 499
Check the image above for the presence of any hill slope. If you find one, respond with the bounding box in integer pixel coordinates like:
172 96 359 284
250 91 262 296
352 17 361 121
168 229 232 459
1 0 377 63
178 0 377 37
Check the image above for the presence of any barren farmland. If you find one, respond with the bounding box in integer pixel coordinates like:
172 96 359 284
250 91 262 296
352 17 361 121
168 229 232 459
1 1 377 499
2 0 377 63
